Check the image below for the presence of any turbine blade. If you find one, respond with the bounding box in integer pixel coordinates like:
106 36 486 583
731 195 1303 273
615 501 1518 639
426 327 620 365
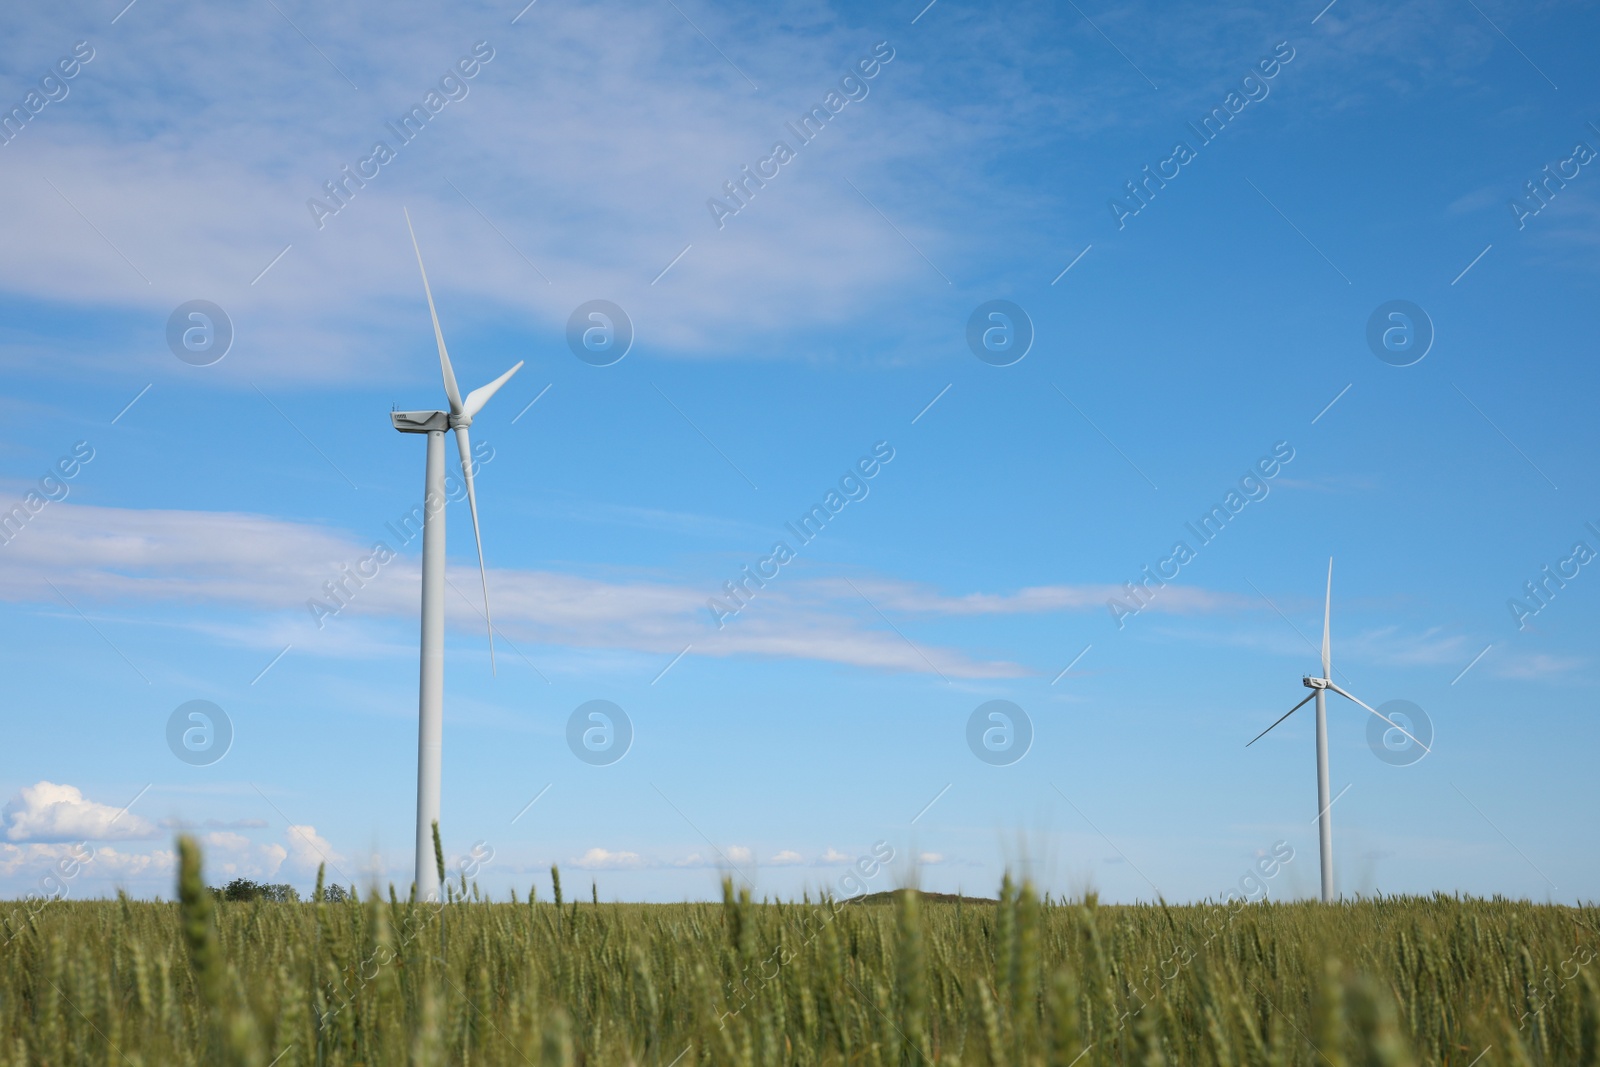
462 361 525 421
1322 557 1332 680
1326 682 1431 753
1246 691 1317 747
452 424 496 675
403 208 463 417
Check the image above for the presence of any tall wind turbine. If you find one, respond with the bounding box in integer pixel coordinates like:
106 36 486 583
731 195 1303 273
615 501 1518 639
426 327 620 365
392 209 522 901
1246 559 1429 903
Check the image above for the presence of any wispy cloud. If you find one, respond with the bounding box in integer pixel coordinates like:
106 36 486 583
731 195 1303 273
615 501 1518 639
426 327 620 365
1492 651 1586 680
1340 626 1476 667
0 502 1081 677
822 575 1251 616
0 0 1561 395
1152 619 1480 674
0 3 967 384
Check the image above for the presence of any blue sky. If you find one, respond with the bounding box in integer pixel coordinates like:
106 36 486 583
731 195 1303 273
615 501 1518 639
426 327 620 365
1 0 1597 904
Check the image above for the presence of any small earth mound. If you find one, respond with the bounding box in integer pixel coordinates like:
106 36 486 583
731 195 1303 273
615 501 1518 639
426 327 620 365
853 889 997 905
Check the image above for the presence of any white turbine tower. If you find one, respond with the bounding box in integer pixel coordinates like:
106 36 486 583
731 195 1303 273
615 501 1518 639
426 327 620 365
1246 559 1429 903
392 209 522 902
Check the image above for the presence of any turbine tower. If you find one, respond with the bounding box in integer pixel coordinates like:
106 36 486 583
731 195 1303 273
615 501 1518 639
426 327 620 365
1247 559 1429 903
393 209 522 901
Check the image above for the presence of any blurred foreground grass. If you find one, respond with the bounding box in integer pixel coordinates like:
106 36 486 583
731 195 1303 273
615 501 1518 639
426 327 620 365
0 836 1595 1065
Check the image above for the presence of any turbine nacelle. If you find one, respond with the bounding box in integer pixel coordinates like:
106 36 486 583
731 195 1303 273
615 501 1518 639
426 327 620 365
392 410 449 434
1302 675 1331 690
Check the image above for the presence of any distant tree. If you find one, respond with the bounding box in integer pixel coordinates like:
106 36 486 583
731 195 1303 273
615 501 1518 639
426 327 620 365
321 884 350 903
212 878 302 902
218 877 263 901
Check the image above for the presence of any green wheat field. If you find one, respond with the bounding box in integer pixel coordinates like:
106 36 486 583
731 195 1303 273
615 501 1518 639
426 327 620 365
1 836 1595 1066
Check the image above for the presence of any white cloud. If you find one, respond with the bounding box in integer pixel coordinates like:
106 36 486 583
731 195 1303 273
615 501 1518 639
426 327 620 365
3 821 341 890
0 811 337 889
814 848 852 866
0 841 173 881
666 849 764 870
570 848 645 871
93 845 176 877
1493 652 1586 680
200 831 288 881
918 852 945 865
202 831 251 852
284 825 342 871
769 850 804 866
3 782 157 843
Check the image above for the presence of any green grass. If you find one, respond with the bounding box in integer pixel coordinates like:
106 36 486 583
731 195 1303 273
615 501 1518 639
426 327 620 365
1 839 1596 1065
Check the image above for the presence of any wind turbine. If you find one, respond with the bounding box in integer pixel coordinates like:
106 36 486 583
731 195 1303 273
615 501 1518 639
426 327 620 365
1246 559 1429 903
392 209 522 902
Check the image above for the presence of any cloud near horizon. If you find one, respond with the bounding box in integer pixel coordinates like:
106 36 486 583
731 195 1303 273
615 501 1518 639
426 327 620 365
0 788 344 891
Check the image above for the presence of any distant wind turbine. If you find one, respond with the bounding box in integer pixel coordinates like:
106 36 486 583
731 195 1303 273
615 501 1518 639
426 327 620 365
393 208 522 901
1247 559 1429 903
